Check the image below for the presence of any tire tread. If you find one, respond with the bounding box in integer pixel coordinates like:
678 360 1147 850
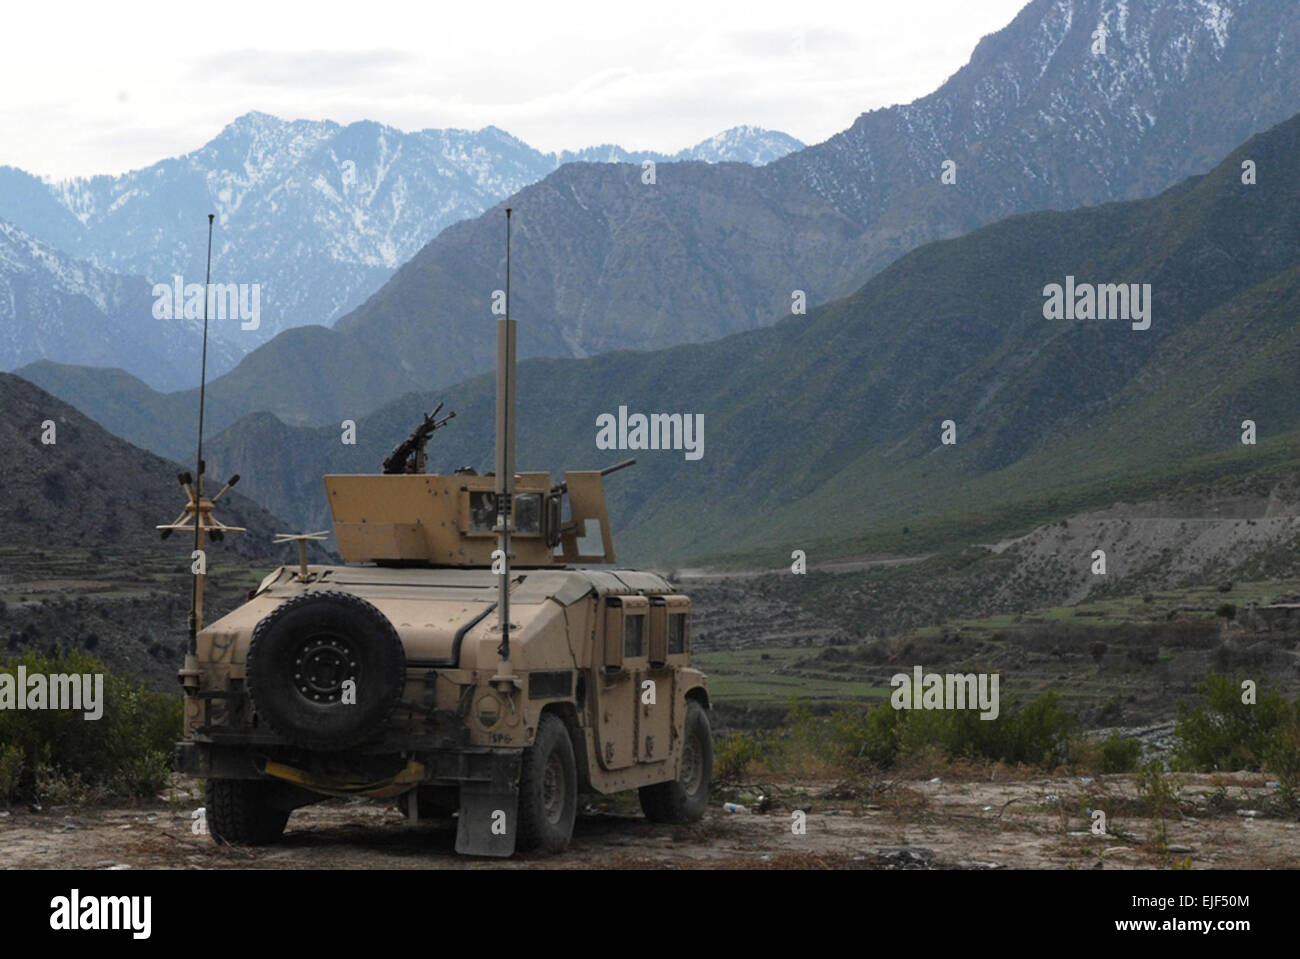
207 780 289 845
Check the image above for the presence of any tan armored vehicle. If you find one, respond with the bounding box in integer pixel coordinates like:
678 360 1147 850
171 211 711 856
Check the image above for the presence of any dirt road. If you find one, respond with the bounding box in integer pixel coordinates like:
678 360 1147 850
2 773 1295 870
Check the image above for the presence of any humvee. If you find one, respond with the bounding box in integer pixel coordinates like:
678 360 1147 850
172 212 712 857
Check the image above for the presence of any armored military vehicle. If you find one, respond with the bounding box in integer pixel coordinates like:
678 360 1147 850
170 210 711 856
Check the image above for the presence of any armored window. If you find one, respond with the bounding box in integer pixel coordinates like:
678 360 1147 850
668 613 688 654
514 493 541 535
624 614 645 658
469 490 541 535
468 491 497 532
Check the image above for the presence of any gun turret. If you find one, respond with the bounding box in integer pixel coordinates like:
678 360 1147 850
382 403 456 475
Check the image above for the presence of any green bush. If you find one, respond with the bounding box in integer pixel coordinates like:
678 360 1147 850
715 699 864 781
713 730 766 783
824 691 1077 771
828 702 904 771
1171 673 1297 773
0 648 182 803
998 691 1077 767
1095 733 1142 773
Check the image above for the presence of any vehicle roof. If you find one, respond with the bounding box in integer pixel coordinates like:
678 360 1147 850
284 564 675 607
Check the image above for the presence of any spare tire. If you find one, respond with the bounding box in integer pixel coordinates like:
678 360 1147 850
246 591 405 751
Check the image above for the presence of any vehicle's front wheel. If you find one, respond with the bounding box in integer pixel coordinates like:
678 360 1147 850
639 700 712 823
206 779 290 845
517 713 577 853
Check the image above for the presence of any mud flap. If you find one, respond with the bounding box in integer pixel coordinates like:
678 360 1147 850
456 782 519 857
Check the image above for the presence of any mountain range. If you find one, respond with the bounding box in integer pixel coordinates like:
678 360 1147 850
189 108 1300 568
23 0 1300 434
0 116 801 384
0 219 239 392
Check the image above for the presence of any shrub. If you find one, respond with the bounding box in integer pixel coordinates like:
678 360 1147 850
1171 673 1296 773
1095 733 1141 773
829 691 1076 771
992 691 1077 767
0 648 182 803
713 731 767 783
828 702 904 771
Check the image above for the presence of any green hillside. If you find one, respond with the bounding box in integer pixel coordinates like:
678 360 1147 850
185 112 1300 565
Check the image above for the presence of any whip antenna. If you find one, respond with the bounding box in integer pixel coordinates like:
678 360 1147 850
190 213 214 651
158 214 244 691
493 207 518 689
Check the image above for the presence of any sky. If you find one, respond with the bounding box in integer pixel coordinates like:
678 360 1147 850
1 0 1030 179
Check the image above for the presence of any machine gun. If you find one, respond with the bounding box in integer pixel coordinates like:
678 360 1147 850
382 403 456 474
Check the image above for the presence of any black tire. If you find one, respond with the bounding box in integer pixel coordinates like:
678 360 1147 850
639 700 712 823
246 591 406 751
207 779 289 845
517 713 577 853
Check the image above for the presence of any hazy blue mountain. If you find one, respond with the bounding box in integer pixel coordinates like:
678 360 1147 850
21 0 1300 452
560 126 805 166
0 218 237 391
48 0 1297 431
0 117 801 367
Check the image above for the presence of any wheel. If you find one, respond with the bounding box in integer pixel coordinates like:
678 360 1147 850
206 779 289 845
517 713 577 853
246 591 406 751
639 700 712 823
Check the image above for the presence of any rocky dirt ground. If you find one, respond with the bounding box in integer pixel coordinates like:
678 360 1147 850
2 773 1295 870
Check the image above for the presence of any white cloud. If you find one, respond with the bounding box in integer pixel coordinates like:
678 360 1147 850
1 0 1028 177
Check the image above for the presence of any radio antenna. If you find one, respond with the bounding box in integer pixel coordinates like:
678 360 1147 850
158 214 244 693
493 207 518 690
191 213 214 648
